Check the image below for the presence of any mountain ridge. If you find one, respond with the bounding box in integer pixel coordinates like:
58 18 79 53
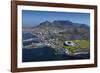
33 20 89 29
23 20 90 40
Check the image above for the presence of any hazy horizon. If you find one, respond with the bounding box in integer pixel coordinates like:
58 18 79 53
22 10 90 27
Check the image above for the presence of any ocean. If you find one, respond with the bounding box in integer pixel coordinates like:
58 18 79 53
22 32 90 62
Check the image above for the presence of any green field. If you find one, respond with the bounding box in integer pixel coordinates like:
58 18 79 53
63 40 90 53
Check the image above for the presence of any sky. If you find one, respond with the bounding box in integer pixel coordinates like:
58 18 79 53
22 10 90 27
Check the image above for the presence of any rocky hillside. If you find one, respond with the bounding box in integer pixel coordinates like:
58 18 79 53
30 20 90 40
22 20 90 55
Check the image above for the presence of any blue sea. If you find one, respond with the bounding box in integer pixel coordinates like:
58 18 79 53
22 32 90 62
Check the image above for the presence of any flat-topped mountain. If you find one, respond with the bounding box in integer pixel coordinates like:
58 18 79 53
30 20 89 40
34 20 74 29
33 20 89 29
23 20 90 55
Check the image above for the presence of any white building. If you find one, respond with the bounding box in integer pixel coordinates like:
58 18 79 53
64 41 76 46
